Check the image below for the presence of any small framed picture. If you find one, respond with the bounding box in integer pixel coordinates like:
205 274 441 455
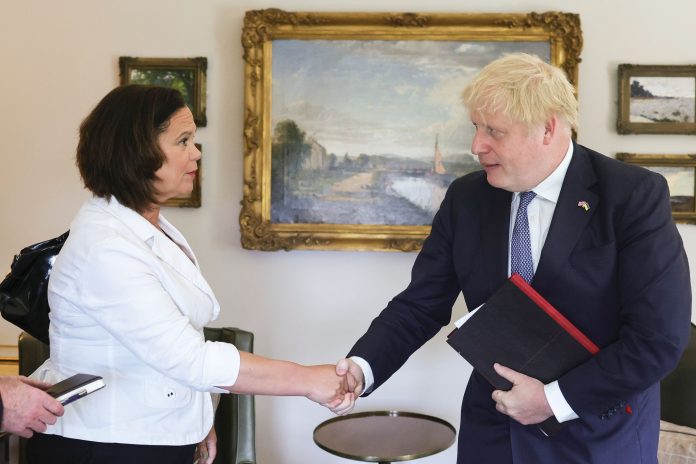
164 143 202 208
616 153 696 223
119 57 207 127
617 64 696 135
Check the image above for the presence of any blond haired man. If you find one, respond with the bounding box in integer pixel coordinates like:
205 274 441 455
333 53 691 463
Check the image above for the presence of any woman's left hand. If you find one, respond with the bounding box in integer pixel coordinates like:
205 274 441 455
195 427 217 464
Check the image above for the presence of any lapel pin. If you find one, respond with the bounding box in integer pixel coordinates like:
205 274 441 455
577 201 590 212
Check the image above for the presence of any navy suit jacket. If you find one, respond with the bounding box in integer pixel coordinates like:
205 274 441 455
348 143 692 463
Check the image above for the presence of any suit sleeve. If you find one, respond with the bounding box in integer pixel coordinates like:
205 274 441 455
347 184 467 391
559 172 691 418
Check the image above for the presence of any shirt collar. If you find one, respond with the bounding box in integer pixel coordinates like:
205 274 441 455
519 139 573 204
90 196 152 237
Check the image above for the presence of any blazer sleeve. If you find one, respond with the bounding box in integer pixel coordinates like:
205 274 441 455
559 172 692 418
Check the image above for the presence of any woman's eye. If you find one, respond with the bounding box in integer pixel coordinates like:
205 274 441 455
179 137 189 146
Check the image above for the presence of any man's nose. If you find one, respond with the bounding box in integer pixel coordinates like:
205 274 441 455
471 132 486 157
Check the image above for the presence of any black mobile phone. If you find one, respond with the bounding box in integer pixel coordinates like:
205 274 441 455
45 374 105 405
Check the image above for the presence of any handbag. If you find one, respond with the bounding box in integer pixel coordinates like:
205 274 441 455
0 231 69 343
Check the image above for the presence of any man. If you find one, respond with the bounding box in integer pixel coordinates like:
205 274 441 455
332 53 692 463
0 376 63 437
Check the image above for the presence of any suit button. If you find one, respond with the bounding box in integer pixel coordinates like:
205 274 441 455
600 414 607 420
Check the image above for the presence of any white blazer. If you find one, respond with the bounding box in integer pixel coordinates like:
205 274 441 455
33 196 240 445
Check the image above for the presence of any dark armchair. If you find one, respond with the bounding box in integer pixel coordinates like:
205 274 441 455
658 322 696 463
18 328 257 464
660 322 696 428
203 327 257 464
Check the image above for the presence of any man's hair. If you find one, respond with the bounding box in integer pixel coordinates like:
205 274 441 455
461 53 578 133
76 84 187 212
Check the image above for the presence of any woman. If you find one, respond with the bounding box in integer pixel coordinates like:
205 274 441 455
27 85 351 463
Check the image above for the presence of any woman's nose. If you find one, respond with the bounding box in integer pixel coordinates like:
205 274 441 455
191 143 202 161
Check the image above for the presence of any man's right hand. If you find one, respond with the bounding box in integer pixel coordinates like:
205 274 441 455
330 358 364 415
0 376 64 438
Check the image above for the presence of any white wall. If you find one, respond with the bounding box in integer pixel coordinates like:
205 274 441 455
1 1 695 463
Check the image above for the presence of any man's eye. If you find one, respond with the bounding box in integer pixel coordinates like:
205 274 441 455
487 128 503 138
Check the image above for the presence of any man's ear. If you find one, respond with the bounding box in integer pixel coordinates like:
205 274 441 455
542 116 558 145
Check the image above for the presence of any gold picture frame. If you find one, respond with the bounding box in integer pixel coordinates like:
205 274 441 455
241 9 583 251
164 143 202 208
617 64 696 135
616 152 696 223
119 56 208 127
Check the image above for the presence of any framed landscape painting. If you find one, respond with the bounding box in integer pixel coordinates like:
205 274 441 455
119 57 208 126
616 153 696 223
241 9 583 251
617 64 696 135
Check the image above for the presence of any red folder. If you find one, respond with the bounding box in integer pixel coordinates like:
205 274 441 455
447 274 599 436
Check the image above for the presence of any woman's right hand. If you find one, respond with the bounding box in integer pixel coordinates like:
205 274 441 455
304 364 351 409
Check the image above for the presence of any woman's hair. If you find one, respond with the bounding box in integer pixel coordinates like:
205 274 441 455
461 53 578 133
76 84 187 212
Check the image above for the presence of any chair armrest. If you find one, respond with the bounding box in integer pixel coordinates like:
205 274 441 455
204 327 257 464
18 331 50 376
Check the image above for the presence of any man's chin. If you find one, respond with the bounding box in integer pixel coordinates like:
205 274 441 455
486 178 520 193
485 173 506 189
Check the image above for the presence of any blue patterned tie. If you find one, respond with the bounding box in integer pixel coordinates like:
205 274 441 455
511 191 536 283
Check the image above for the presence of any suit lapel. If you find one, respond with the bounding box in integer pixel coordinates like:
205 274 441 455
534 143 598 290
481 185 512 292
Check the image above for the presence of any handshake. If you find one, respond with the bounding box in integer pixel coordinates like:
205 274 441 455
306 358 365 416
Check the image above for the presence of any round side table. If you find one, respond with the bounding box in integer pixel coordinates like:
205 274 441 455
313 410 456 463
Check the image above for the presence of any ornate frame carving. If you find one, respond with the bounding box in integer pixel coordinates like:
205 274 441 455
241 10 582 251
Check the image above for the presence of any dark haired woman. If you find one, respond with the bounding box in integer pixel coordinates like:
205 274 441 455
26 85 352 464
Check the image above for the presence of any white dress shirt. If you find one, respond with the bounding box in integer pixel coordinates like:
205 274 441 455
508 140 578 423
354 140 578 423
33 196 240 445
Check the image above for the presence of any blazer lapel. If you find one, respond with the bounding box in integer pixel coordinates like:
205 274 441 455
150 235 216 299
534 143 598 290
96 196 219 318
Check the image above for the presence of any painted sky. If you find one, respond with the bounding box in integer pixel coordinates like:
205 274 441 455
631 77 696 98
649 166 694 197
271 40 550 159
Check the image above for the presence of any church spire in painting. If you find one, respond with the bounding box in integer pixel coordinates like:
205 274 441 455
433 134 446 175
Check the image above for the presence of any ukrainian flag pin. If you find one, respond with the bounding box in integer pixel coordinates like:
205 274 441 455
577 201 590 212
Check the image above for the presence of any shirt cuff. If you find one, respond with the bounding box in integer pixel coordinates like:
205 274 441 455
544 381 579 422
349 356 374 395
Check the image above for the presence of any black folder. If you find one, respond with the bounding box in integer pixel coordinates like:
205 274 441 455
447 274 599 436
